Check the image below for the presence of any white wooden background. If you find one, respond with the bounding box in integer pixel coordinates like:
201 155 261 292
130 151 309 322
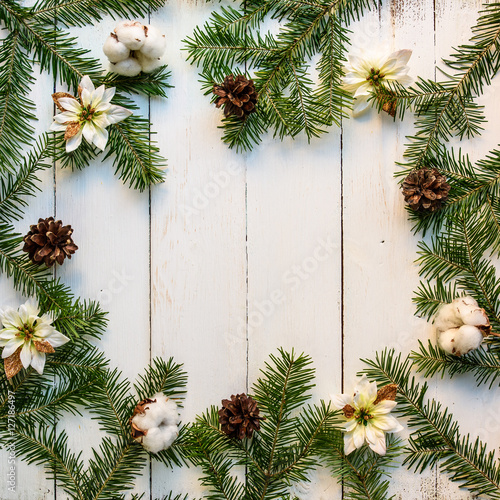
1 0 500 498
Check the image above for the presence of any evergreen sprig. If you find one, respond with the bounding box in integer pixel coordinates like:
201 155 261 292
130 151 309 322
362 349 500 499
184 0 377 151
373 2 500 180
318 429 402 500
0 0 170 190
2 357 188 500
186 349 343 500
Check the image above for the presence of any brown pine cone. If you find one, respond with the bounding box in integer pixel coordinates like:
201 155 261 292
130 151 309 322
218 393 264 439
213 75 258 119
402 168 450 212
22 217 78 267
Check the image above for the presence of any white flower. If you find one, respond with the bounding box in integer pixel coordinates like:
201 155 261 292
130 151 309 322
435 296 491 356
50 76 133 153
342 48 412 116
130 392 180 454
332 375 403 455
0 298 69 377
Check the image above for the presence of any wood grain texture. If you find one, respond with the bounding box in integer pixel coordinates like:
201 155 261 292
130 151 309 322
0 0 499 499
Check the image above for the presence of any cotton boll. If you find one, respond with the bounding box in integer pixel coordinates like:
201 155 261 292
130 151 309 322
114 20 146 50
135 51 163 74
453 296 478 316
140 427 166 453
460 306 489 328
151 393 180 426
141 25 166 59
103 34 130 63
437 328 459 355
110 57 142 77
454 325 484 356
159 424 178 449
434 303 462 333
132 401 165 431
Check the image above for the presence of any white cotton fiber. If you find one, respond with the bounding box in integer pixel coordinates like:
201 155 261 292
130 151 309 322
438 325 483 356
135 51 163 73
131 392 180 454
141 25 167 59
459 306 489 328
103 35 130 63
114 21 146 50
110 57 142 77
434 303 462 333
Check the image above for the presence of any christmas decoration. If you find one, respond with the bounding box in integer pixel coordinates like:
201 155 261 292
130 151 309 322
130 392 180 453
218 393 263 439
342 48 412 115
213 75 258 119
433 296 491 356
0 298 69 378
22 217 78 267
332 376 403 455
401 167 450 212
184 0 378 151
50 75 133 152
104 21 167 76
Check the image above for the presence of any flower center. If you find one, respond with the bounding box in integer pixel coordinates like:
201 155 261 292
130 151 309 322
366 68 385 86
355 407 373 426
17 323 35 340
79 105 96 122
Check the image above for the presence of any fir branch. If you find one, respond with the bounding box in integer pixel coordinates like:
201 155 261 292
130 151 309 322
386 2 500 175
187 349 340 500
319 430 402 500
27 0 166 29
361 349 500 498
11 422 86 500
98 67 173 99
0 134 50 223
184 0 377 150
0 29 36 169
411 340 500 389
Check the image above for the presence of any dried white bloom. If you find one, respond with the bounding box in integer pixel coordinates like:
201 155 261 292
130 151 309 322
104 21 167 76
110 57 142 77
438 325 484 357
114 20 145 50
141 25 166 59
103 34 130 63
135 52 163 74
434 296 491 356
50 76 133 152
130 392 180 454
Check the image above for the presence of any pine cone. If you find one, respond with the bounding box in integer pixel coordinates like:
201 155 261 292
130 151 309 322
22 217 78 267
213 75 258 119
218 393 264 439
402 168 450 212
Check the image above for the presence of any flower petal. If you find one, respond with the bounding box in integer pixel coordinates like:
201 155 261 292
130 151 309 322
331 393 353 409
92 126 109 151
19 341 33 368
352 95 371 116
103 87 116 103
81 88 92 108
106 104 133 124
1 338 24 358
79 75 95 94
344 433 357 455
30 348 46 375
59 97 82 113
66 128 83 152
46 331 70 348
50 122 68 132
